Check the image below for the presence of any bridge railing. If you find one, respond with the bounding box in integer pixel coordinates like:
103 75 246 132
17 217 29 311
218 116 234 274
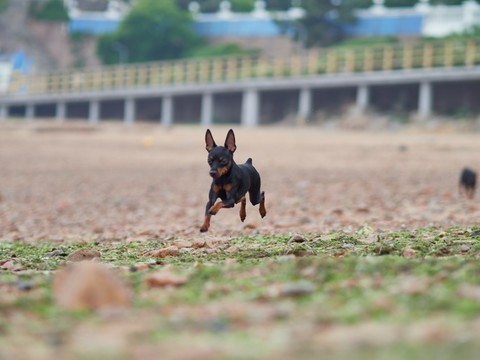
7 39 480 95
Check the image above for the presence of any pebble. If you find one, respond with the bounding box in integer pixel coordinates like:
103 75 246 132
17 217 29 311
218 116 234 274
44 249 66 258
280 281 315 297
11 281 33 291
288 235 306 243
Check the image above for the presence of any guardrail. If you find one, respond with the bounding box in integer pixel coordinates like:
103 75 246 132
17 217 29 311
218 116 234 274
6 39 480 96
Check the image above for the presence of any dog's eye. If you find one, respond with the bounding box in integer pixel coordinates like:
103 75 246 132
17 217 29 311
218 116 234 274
221 160 228 165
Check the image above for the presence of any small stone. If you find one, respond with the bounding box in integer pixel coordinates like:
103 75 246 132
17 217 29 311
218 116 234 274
11 281 33 291
129 263 150 272
172 239 192 248
276 255 296 263
280 281 315 297
471 229 480 237
460 244 471 253
67 249 101 262
1 260 25 272
225 245 238 253
144 246 179 258
53 262 131 310
45 249 66 258
145 271 187 288
403 248 418 257
192 239 206 249
288 235 306 243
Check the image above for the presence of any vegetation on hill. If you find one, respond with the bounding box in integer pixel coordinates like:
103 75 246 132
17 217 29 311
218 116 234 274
25 0 480 66
0 0 8 13
97 0 258 65
28 0 69 21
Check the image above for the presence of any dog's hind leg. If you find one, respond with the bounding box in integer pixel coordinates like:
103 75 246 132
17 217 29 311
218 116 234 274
239 197 246 222
259 191 266 218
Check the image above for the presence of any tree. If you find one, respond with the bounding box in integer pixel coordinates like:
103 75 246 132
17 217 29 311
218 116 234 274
97 0 204 64
28 0 69 21
0 0 8 13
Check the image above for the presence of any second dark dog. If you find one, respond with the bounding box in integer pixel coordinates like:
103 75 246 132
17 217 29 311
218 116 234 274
459 167 477 199
200 129 266 232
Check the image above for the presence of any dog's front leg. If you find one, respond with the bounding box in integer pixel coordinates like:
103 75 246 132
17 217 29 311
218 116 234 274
200 189 218 232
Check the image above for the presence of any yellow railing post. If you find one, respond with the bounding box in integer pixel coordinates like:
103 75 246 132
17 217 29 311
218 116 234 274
198 60 208 82
444 42 453 67
403 45 413 70
240 57 250 79
364 48 373 72
212 58 222 82
345 49 355 72
291 55 301 76
307 49 318 74
149 63 161 85
225 57 235 80
137 65 148 86
327 49 336 73
383 46 393 71
186 60 196 83
273 58 283 77
466 40 475 67
422 43 433 68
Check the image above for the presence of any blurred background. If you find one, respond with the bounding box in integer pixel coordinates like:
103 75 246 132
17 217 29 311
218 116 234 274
0 0 480 128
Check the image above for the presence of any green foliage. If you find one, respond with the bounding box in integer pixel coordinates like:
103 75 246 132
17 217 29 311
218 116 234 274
28 0 69 22
3 226 480 357
97 0 204 64
187 42 259 57
334 36 398 47
230 0 254 12
0 0 8 13
298 0 365 47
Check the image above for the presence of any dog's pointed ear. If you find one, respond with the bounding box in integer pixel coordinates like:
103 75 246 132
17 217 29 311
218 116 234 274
224 129 237 153
205 129 217 152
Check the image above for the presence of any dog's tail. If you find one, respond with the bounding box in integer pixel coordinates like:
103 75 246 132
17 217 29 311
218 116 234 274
246 158 253 165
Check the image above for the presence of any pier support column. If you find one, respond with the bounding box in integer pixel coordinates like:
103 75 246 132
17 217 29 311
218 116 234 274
418 81 432 119
201 93 213 126
161 96 173 127
0 104 7 120
124 97 135 125
56 102 66 122
89 100 99 124
241 88 259 127
26 104 35 120
355 84 370 114
298 87 312 125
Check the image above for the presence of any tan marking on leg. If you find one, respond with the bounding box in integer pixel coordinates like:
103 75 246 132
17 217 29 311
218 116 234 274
200 214 211 232
209 201 225 215
259 194 266 218
239 197 246 222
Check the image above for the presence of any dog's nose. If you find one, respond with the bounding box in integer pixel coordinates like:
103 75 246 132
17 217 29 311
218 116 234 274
209 170 217 177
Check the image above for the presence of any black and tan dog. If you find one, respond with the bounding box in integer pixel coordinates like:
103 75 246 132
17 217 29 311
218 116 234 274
200 129 266 232
459 167 477 199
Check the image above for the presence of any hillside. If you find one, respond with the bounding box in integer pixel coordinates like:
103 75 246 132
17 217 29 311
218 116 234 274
0 0 100 73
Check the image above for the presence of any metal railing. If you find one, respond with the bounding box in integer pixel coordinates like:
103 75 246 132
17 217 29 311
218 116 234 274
6 39 480 96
